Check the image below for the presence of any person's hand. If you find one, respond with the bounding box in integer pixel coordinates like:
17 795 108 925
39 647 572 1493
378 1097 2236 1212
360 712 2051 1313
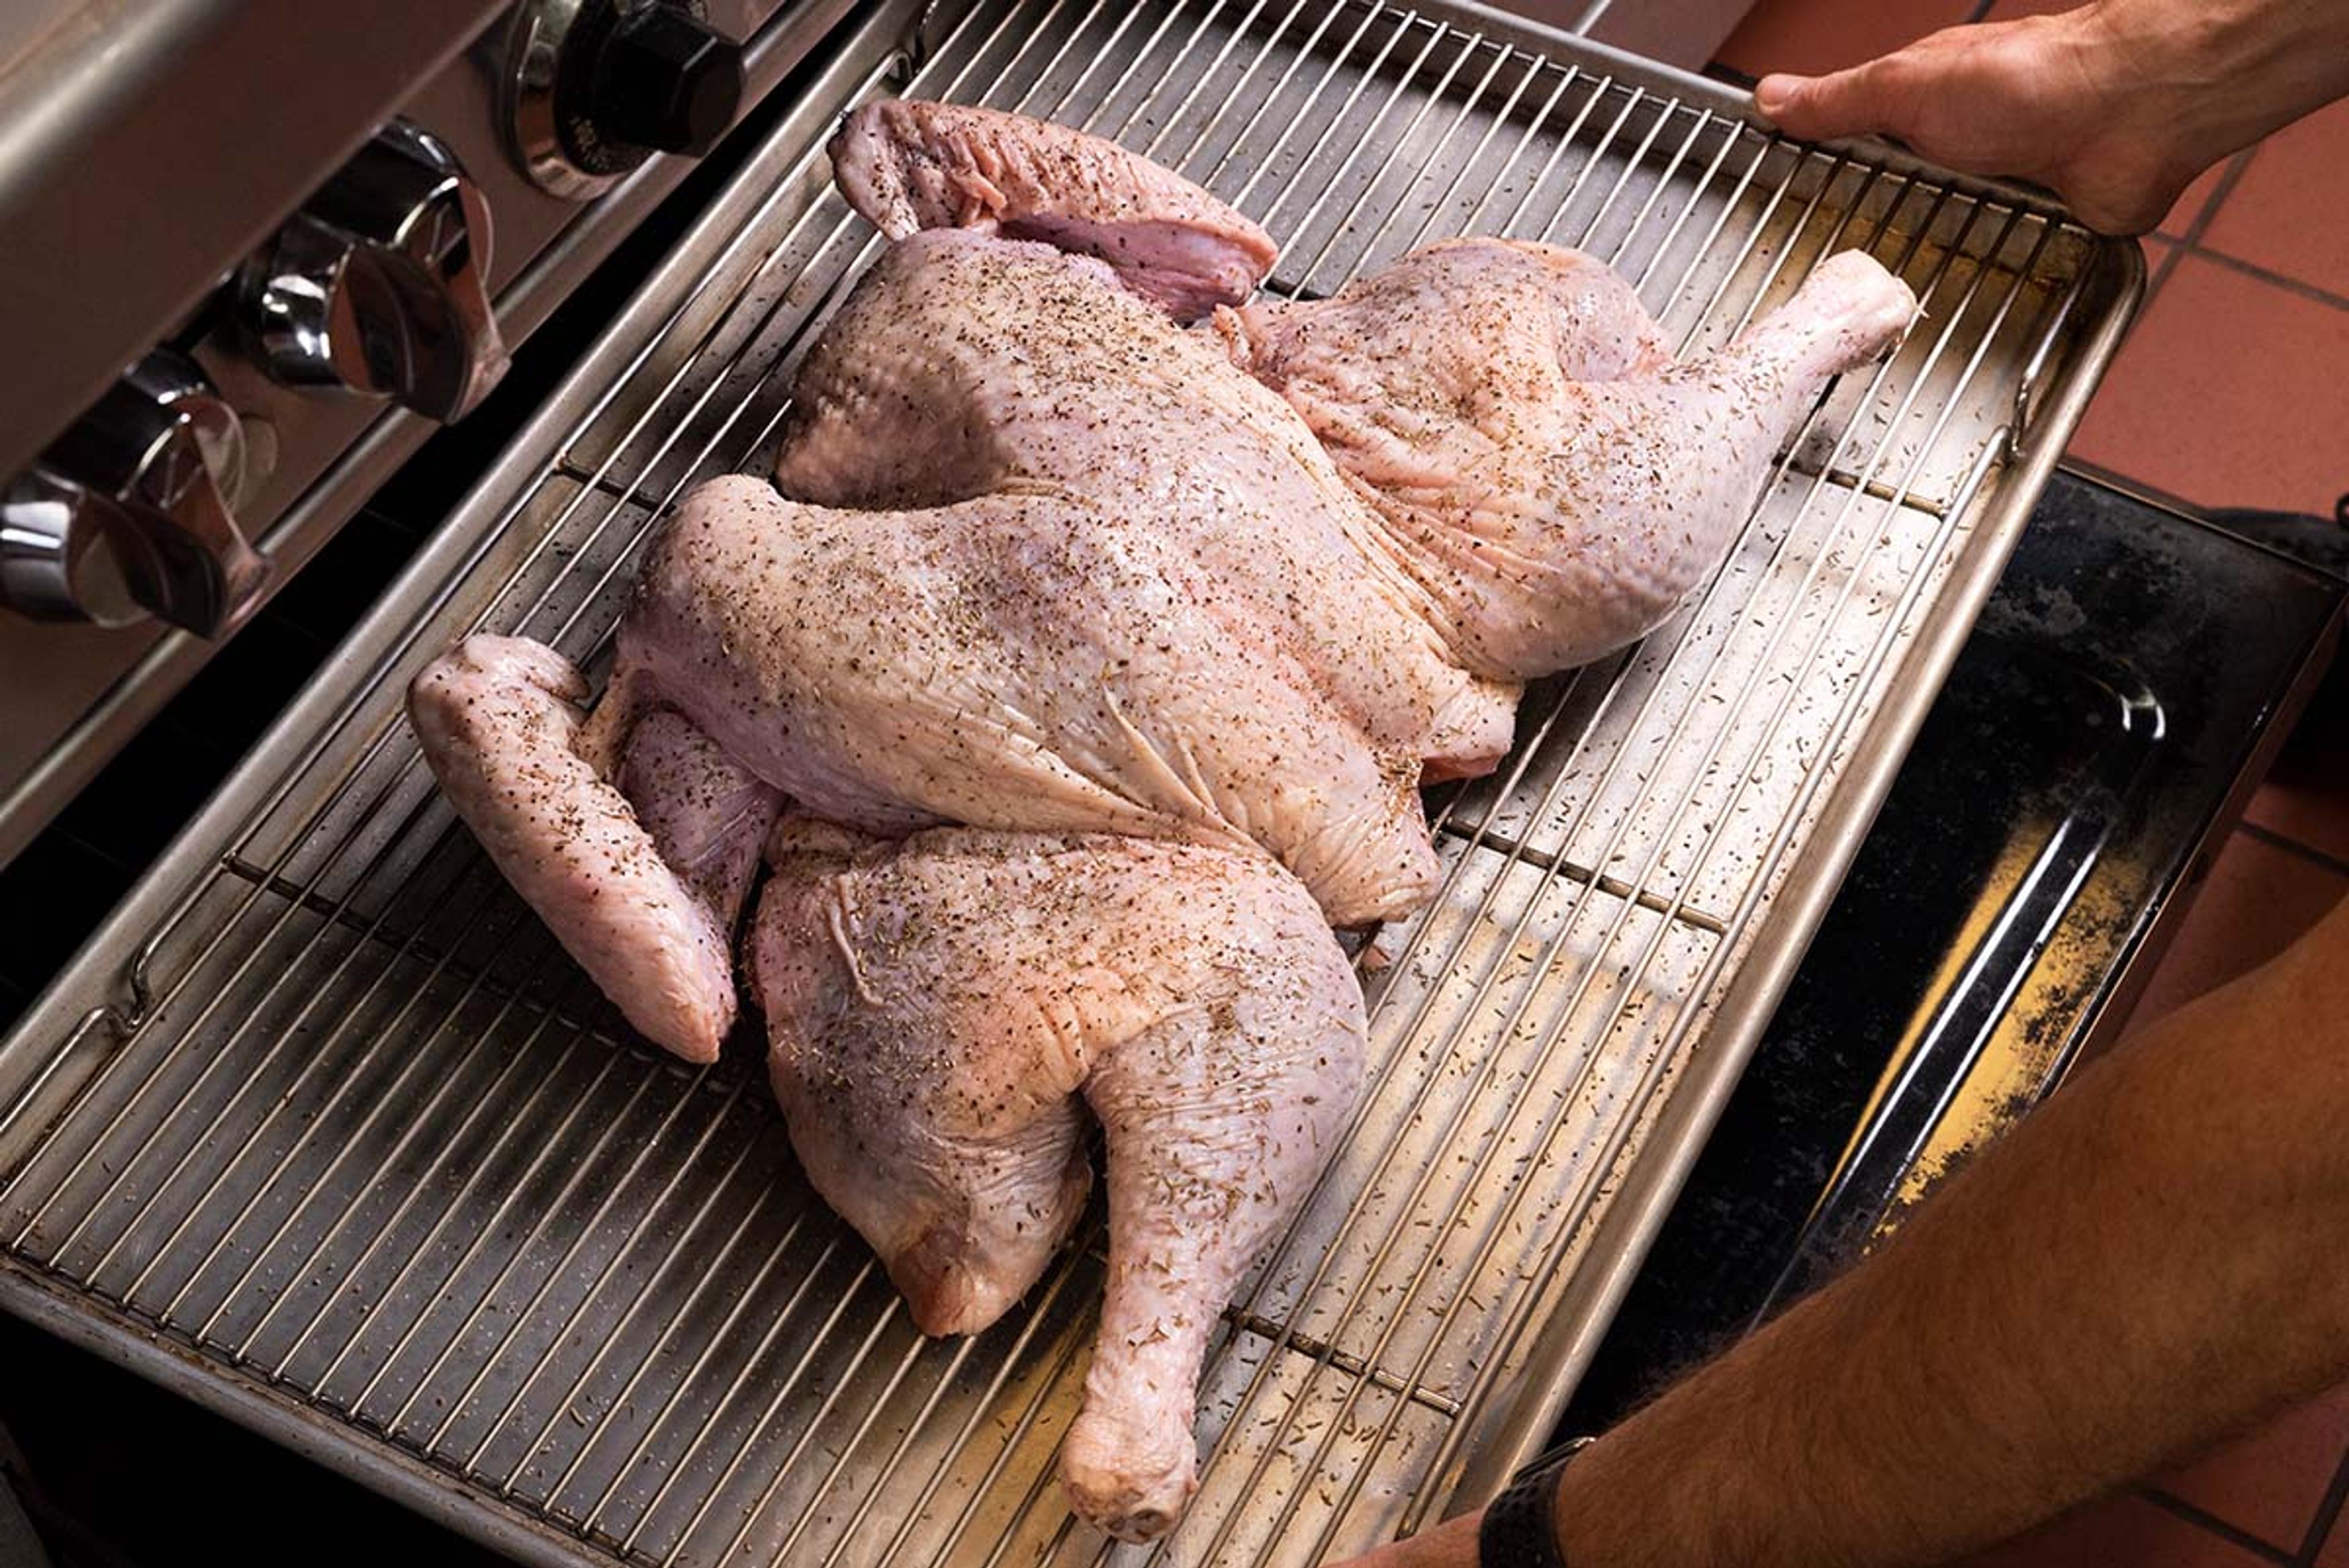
1751 5 2218 235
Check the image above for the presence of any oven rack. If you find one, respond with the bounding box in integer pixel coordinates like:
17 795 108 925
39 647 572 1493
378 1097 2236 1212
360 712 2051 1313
0 1 2137 1565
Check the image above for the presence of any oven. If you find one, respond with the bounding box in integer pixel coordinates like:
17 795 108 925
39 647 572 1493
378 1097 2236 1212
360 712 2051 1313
1567 471 2344 1434
0 1 2224 1564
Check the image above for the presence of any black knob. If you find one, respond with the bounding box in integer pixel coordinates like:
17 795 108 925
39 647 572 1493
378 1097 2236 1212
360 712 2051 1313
591 4 743 158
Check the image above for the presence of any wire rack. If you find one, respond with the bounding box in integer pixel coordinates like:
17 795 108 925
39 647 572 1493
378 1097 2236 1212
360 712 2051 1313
0 0 2135 1564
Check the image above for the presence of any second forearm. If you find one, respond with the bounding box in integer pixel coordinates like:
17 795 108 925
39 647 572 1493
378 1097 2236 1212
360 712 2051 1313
1551 919 2349 1567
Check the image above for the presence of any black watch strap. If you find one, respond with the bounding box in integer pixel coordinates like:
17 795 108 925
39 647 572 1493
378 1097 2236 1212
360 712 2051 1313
1478 1436 1592 1567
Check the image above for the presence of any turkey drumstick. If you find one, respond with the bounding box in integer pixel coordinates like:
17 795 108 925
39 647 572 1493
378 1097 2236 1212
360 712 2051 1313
1219 238 1921 677
751 820 1365 1540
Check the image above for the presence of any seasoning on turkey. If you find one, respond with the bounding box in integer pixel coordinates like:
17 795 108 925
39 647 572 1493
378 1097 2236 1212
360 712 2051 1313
752 819 1365 1541
409 98 1920 1547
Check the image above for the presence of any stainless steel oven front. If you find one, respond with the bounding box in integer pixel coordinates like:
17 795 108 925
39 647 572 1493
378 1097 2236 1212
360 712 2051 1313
0 0 858 870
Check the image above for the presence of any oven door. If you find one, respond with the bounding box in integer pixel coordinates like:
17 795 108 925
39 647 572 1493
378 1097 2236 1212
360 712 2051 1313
1568 470 2346 1432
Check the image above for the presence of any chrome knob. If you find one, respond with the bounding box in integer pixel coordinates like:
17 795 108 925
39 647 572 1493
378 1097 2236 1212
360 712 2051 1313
508 0 744 199
239 119 513 422
1 351 272 637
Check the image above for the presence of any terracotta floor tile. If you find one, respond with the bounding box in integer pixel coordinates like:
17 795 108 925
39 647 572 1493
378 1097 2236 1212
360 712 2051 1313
2066 254 2349 517
2124 827 2349 1030
1953 1492 2274 1566
1715 0 1973 80
2200 99 2349 300
2244 681 2349 865
2156 1381 2349 1551
2140 234 2178 304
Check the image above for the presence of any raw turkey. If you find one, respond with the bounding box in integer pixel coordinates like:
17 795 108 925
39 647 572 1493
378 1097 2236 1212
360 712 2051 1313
828 97 1280 321
409 635 776 1061
752 819 1365 1539
409 97 1919 1544
1220 238 1922 675
607 299 1479 931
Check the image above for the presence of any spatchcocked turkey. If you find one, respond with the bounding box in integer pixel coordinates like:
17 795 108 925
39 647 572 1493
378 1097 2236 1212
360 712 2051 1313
408 98 1917 1540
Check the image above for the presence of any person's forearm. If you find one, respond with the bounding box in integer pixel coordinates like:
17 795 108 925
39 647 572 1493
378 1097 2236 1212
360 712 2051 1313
2095 0 2349 169
1543 896 2349 1567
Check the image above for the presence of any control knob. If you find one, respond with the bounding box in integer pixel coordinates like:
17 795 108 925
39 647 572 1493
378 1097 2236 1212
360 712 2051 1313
509 1 746 198
239 119 512 422
1 351 271 637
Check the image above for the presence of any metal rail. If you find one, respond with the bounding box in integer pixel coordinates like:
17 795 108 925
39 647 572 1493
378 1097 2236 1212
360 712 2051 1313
0 0 2136 1564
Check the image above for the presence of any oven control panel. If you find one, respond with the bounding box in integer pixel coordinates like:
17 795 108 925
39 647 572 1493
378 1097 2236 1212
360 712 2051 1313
0 0 850 870
1 108 527 642
0 1 800 635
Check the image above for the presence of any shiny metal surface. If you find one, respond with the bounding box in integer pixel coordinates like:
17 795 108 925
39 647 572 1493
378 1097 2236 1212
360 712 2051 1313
0 471 150 628
0 0 851 871
0 351 270 637
508 0 746 199
0 0 510 486
0 1 2136 1564
237 121 511 423
241 120 513 423
510 0 613 198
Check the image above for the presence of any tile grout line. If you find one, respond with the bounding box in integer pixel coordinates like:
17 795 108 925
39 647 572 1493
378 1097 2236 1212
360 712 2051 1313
2161 142 2349 311
2290 1442 2349 1564
2236 820 2349 882
2175 150 2258 250
2139 149 2254 309
2139 1485 2303 1563
2142 234 2188 311
2041 139 2345 516
2178 242 2349 315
